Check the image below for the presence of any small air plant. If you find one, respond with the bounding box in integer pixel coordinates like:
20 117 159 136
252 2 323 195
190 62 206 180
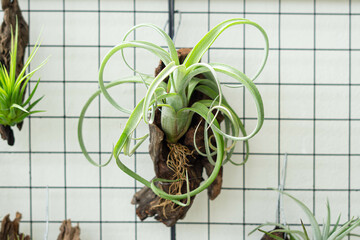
78 18 269 225
0 22 46 143
250 191 360 240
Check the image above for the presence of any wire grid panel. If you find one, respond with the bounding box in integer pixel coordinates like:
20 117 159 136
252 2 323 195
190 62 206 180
0 0 359 239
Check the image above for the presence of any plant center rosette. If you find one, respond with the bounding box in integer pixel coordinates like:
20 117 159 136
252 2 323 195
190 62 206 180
78 18 269 226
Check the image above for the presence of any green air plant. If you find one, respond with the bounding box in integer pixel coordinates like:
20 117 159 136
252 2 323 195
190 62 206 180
0 22 46 141
78 18 269 225
250 191 360 240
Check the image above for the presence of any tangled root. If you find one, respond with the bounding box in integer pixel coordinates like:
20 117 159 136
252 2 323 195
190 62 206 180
153 143 193 218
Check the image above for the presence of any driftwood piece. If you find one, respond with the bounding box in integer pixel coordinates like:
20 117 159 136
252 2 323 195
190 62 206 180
0 124 14 146
261 227 289 240
132 122 202 227
57 219 80 240
0 0 29 146
131 48 224 226
0 212 30 240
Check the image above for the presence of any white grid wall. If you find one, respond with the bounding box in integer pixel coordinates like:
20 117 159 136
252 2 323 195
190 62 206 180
1 0 360 239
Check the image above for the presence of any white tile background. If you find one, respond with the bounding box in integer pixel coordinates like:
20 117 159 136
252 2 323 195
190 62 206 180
0 0 359 239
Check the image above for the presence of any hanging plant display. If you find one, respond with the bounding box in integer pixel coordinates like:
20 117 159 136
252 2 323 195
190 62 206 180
250 191 360 240
78 18 269 226
0 0 46 146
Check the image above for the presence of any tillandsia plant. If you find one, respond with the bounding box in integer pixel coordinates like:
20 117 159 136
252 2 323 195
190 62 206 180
78 18 269 226
250 191 360 240
0 21 46 145
0 0 29 146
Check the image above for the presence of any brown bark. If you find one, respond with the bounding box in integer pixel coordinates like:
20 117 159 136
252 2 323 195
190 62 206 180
261 227 289 240
0 124 14 146
0 212 30 240
57 219 80 240
131 48 223 226
0 0 29 146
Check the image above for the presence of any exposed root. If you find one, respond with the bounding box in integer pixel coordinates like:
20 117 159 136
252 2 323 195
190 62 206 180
152 143 193 218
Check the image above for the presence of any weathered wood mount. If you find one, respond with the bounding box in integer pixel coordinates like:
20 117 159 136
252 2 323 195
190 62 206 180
57 220 81 240
0 213 30 240
261 227 289 240
0 213 81 240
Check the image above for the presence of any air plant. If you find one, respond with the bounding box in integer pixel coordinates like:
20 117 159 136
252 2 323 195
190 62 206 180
0 22 46 130
78 18 269 224
250 191 360 240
